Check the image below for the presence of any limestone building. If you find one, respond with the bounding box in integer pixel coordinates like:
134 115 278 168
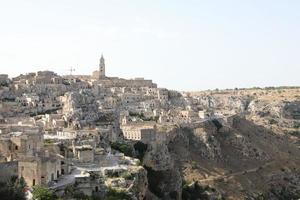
121 123 156 143
18 155 62 187
0 130 44 161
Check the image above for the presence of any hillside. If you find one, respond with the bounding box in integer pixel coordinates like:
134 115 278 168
140 88 300 200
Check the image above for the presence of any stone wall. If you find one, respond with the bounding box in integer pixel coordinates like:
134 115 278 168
19 159 42 187
0 161 18 181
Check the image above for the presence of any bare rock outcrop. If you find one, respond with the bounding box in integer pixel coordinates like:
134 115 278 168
128 166 148 200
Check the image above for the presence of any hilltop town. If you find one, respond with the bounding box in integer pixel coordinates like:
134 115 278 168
0 56 299 200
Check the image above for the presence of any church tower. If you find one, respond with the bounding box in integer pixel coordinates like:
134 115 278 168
99 54 105 79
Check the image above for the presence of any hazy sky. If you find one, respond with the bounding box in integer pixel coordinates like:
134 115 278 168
0 0 299 91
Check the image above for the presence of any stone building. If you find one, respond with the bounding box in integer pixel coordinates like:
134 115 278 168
73 145 95 163
0 124 63 187
0 130 44 161
0 74 10 86
52 119 66 130
121 124 156 143
99 54 106 79
18 154 61 187
0 161 18 181
91 55 157 89
17 93 40 107
74 171 105 197
13 71 63 85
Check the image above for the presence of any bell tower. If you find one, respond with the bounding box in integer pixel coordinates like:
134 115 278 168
99 54 105 79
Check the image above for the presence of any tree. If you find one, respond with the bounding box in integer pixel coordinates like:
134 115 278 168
0 176 26 200
32 185 57 200
110 142 133 157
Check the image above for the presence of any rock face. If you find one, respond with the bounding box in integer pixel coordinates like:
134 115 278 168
145 167 182 200
256 173 300 199
246 98 300 148
247 100 283 118
191 126 221 160
128 166 148 200
143 143 173 171
140 115 300 199
200 95 253 114
142 141 182 200
222 131 269 160
247 100 300 120
282 101 300 120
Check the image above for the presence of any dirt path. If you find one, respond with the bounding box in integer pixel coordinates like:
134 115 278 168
198 161 275 183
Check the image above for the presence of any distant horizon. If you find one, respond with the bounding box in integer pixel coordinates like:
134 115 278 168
1 1 299 91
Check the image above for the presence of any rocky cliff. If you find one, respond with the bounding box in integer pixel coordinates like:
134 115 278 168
139 115 300 199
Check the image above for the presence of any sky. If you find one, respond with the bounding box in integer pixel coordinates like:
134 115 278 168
0 0 299 91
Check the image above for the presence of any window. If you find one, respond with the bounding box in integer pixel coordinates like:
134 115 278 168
15 146 18 150
32 179 35 186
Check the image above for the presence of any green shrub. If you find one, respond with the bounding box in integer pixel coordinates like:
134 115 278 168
32 185 57 200
105 187 131 200
110 142 133 157
120 172 134 180
73 191 91 200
